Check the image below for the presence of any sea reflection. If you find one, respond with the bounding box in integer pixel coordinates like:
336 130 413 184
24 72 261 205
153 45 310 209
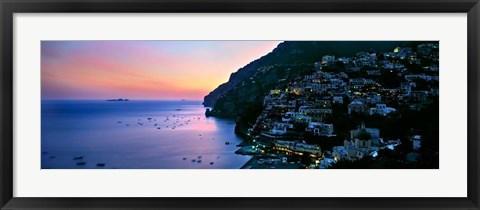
41 100 252 169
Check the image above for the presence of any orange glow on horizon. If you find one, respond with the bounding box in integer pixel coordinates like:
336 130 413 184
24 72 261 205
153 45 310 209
41 41 281 100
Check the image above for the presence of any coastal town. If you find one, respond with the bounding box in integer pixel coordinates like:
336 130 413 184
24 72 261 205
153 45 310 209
231 43 439 169
41 41 440 169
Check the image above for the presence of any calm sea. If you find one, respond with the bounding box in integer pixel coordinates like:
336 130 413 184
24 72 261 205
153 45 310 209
41 100 252 169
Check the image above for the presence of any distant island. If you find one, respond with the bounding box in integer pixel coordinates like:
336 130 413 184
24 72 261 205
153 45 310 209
106 98 129 102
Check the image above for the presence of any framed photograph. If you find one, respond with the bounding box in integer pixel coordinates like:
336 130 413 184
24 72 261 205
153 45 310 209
1 0 479 209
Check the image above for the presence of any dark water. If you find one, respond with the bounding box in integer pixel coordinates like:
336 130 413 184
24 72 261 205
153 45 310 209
41 100 252 169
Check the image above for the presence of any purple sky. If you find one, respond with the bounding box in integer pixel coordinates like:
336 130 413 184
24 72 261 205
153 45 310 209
41 41 281 100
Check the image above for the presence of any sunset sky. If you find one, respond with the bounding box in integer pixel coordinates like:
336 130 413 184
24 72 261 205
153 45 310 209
41 41 281 100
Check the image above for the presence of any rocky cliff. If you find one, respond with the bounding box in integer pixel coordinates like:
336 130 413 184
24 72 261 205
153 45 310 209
203 41 407 117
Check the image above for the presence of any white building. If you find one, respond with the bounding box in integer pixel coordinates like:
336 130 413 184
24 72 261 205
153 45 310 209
348 100 368 114
311 83 332 93
405 74 438 81
364 94 382 104
343 139 376 160
330 79 344 88
295 114 312 123
337 57 350 64
349 78 377 87
333 96 344 104
412 135 422 150
368 104 396 116
306 122 335 137
298 106 309 115
271 122 288 135
318 158 335 169
282 112 296 122
332 146 348 162
400 82 413 96
350 124 381 145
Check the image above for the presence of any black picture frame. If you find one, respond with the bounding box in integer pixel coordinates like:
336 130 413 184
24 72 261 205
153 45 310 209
1 0 479 209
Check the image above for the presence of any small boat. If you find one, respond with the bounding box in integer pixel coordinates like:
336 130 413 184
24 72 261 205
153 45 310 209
197 160 202 163
76 162 86 166
191 159 196 162
73 156 83 160
96 163 106 167
197 156 202 159
210 162 214 165
182 158 187 160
